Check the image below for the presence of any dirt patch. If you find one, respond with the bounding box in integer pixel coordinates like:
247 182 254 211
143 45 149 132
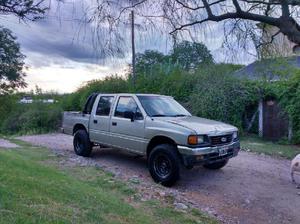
17 133 300 224
0 138 19 148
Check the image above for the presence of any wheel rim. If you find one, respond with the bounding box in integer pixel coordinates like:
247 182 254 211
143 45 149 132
75 137 84 153
153 154 172 179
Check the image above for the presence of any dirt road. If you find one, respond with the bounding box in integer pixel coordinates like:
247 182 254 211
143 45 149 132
17 133 300 224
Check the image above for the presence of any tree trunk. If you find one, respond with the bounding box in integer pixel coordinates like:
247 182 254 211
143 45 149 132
279 17 300 45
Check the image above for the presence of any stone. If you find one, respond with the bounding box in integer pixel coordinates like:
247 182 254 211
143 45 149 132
174 202 188 210
129 177 140 184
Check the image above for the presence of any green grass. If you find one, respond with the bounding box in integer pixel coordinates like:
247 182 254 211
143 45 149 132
0 141 217 224
240 135 300 159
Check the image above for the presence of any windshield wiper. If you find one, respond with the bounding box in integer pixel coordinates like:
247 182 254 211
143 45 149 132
173 114 189 117
151 114 167 117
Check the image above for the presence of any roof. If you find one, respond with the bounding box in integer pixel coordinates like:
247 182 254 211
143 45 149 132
234 56 300 81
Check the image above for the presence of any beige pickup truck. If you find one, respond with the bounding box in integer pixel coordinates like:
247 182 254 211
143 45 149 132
62 93 240 186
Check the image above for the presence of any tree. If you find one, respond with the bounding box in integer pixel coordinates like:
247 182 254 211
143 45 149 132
85 0 300 57
0 27 26 94
0 0 48 20
0 0 50 94
171 41 213 70
136 50 167 74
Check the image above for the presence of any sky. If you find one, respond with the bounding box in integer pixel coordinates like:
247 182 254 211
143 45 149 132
1 0 256 93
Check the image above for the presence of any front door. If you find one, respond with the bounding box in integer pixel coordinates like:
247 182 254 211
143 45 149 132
89 95 115 145
110 96 145 154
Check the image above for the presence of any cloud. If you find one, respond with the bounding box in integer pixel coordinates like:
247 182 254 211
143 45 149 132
2 1 102 66
0 0 256 93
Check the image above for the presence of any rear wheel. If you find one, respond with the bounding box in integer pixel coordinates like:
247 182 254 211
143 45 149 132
148 144 180 187
203 159 228 170
73 129 92 157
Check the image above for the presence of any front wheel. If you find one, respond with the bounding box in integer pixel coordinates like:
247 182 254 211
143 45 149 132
73 129 92 157
203 159 228 170
148 144 180 187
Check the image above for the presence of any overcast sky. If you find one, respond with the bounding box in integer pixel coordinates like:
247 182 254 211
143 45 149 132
1 0 255 93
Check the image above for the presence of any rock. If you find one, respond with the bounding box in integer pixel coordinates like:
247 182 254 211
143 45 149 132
129 177 140 184
174 202 188 210
296 185 300 189
297 192 300 196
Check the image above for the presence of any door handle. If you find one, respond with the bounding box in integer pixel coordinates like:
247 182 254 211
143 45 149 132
93 119 98 124
112 122 117 126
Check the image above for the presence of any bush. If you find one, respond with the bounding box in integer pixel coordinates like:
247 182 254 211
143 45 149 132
274 70 300 143
63 75 130 111
1 102 62 135
187 64 259 130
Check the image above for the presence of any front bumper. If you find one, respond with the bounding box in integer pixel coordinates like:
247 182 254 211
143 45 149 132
178 141 240 167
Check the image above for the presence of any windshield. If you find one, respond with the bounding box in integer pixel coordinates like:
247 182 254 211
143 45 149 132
137 95 191 117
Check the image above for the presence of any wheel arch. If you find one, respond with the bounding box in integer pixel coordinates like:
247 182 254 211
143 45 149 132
146 135 178 158
73 123 87 135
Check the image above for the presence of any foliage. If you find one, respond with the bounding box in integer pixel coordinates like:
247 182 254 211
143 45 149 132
274 70 300 143
171 41 214 70
63 75 130 111
187 64 257 130
135 41 213 76
1 102 62 135
0 91 63 135
136 50 168 75
0 27 26 94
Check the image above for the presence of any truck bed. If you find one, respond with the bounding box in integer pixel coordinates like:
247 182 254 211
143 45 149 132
62 111 90 135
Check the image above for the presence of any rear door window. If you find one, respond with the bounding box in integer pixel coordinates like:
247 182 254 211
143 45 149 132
96 96 114 116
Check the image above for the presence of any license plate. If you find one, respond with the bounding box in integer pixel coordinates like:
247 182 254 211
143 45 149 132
219 146 229 156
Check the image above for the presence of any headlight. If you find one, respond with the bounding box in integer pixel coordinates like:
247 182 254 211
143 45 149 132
188 135 206 145
233 131 238 140
197 135 204 144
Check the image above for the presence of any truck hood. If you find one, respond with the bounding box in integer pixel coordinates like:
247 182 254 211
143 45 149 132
159 116 237 135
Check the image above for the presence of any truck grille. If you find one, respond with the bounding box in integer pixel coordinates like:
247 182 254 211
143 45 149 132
210 134 232 146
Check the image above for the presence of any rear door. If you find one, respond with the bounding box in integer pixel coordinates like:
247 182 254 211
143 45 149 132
110 95 146 154
89 95 115 145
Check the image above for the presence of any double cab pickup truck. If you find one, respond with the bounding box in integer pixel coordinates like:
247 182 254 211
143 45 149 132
62 93 240 186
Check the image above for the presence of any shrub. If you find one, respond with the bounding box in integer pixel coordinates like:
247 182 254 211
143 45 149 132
275 70 300 143
1 102 62 135
187 64 259 130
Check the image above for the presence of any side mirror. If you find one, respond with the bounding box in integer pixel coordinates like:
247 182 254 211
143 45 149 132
124 111 135 122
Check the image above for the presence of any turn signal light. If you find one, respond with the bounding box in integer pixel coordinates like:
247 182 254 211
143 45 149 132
188 135 198 145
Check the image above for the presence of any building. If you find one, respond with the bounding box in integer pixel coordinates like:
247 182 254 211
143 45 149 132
234 56 299 141
19 96 33 104
232 24 300 141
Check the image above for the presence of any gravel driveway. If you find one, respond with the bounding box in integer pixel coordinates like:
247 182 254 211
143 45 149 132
0 139 19 148
17 133 300 224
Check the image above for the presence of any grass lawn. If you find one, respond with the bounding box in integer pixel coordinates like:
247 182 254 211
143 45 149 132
0 140 217 224
240 135 300 159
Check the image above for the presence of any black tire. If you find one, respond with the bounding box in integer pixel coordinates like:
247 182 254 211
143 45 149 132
203 159 228 170
73 129 92 157
148 144 180 187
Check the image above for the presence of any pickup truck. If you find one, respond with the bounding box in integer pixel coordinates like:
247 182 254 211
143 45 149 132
62 93 240 186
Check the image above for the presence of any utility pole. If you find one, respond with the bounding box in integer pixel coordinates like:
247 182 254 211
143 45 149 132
131 10 136 87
